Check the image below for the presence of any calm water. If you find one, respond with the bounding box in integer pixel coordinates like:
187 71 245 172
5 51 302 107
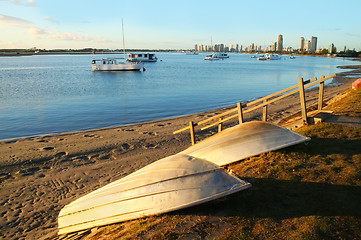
0 53 355 140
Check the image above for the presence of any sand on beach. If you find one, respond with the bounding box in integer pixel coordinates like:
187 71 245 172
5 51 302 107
0 66 360 240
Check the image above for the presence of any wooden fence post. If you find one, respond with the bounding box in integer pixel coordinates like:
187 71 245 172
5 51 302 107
189 121 196 145
262 99 268 122
218 117 223 133
318 75 325 111
237 102 244 124
298 78 308 125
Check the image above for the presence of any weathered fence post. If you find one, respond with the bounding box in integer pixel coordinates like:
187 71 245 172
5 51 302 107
298 78 308 125
262 99 268 122
218 117 223 133
189 121 196 145
237 102 244 124
318 75 325 111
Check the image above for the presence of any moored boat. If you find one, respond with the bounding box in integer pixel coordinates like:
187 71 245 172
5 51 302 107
215 53 229 59
186 51 199 55
91 58 143 71
204 53 229 60
128 53 158 62
265 53 281 60
204 53 220 61
92 19 144 71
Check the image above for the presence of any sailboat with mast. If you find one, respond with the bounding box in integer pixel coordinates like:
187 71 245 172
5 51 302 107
91 19 143 71
204 37 219 61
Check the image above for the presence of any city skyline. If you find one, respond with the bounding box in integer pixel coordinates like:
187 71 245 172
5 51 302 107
194 34 320 53
0 0 360 51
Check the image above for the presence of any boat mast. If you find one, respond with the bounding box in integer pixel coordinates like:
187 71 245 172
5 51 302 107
122 18 126 63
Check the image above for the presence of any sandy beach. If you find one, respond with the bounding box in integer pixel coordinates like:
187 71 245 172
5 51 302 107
0 64 360 240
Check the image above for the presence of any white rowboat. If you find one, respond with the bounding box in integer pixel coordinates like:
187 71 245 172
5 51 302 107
182 121 310 166
58 154 251 234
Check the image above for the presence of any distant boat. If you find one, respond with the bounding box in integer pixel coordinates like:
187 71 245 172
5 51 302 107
257 55 267 60
265 53 281 60
91 58 143 71
92 19 143 71
290 55 295 59
186 51 199 55
215 53 229 59
204 53 220 61
204 53 229 61
128 53 158 62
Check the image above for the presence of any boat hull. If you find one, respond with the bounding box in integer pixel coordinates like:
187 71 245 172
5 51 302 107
58 154 251 235
92 63 143 71
182 121 310 166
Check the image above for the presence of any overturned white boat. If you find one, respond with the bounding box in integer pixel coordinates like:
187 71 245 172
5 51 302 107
58 121 309 235
182 121 310 166
58 154 251 234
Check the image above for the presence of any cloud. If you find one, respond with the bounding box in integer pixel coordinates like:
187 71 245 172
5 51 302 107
25 26 112 44
346 32 361 38
27 26 48 39
0 14 32 28
1 0 36 7
44 16 60 25
50 32 91 41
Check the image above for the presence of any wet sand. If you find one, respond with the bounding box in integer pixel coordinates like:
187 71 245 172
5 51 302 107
0 65 360 240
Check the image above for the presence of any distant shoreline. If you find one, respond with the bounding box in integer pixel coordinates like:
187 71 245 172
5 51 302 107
0 51 359 59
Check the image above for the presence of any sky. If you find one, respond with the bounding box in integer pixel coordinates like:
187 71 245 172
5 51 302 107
0 0 360 51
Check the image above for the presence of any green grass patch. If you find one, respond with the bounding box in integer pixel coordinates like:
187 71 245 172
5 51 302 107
325 88 361 117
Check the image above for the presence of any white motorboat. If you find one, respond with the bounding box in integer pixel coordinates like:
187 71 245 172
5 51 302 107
58 154 251 235
216 53 229 58
265 53 281 60
91 58 143 71
290 55 295 59
128 53 158 62
204 53 229 60
204 53 220 61
186 51 199 55
257 55 267 60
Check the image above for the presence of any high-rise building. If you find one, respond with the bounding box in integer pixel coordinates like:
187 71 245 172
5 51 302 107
236 44 239 52
328 43 335 54
277 34 283 52
299 37 305 52
304 40 311 52
311 36 317 52
270 42 276 52
195 44 198 52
